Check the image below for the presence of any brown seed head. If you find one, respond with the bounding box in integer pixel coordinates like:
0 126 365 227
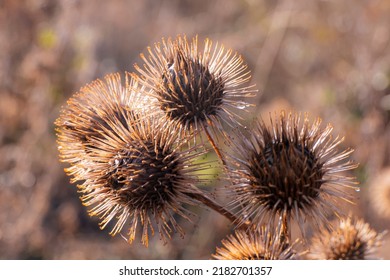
55 72 149 181
212 228 300 260
369 167 390 219
135 35 255 136
308 217 385 259
226 111 358 236
78 116 208 246
55 73 208 246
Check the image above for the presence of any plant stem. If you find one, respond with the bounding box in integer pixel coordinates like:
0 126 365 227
203 125 226 166
199 125 250 229
187 191 250 230
279 211 290 248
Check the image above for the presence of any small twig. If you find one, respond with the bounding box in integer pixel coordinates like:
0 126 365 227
203 124 227 166
187 191 250 230
279 211 290 249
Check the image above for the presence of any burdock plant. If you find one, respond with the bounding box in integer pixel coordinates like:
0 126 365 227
76 115 211 247
212 227 300 260
56 72 205 246
55 35 374 258
226 112 358 242
56 70 243 246
55 72 149 182
369 168 390 220
134 35 255 163
308 217 385 260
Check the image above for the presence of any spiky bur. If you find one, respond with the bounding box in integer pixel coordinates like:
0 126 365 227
134 35 255 162
55 73 211 246
369 168 390 219
77 116 211 247
308 217 386 259
212 228 300 260
226 111 358 239
55 72 151 182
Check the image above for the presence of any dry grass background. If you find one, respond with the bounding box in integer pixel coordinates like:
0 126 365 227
0 0 390 259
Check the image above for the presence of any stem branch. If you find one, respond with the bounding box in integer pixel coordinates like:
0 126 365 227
187 191 250 230
203 125 226 166
279 211 290 248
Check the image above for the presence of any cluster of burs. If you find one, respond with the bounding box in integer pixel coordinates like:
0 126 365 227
56 35 385 260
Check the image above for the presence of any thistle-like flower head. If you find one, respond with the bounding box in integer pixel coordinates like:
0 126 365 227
79 117 208 246
135 35 255 137
212 228 299 260
226 111 358 235
55 72 148 181
56 73 208 246
308 217 385 259
369 167 390 219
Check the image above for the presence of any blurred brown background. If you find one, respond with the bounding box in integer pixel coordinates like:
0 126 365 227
1 0 390 259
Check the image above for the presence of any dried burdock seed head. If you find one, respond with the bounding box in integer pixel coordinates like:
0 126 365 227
308 217 386 259
369 167 390 219
135 35 255 137
56 72 209 246
55 72 150 181
226 111 358 236
212 228 300 260
75 115 210 247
